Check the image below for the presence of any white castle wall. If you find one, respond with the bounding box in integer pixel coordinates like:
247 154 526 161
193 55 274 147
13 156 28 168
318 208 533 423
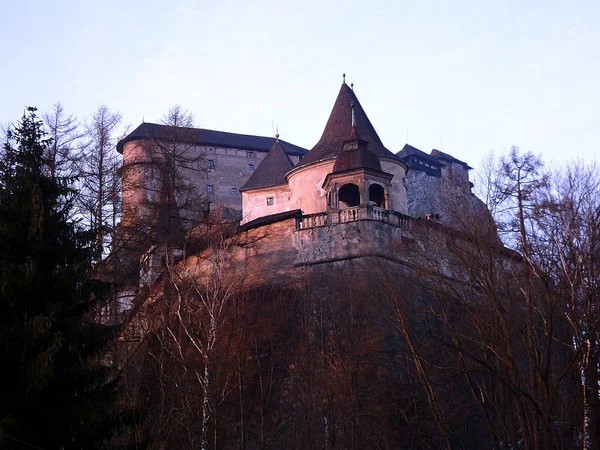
241 185 293 224
286 160 336 215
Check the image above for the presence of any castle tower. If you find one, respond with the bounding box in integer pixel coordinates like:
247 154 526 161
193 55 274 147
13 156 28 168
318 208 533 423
286 80 408 216
322 103 394 211
117 123 186 251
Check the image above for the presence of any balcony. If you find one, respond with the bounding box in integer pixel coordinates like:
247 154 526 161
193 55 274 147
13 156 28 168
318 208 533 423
296 205 412 230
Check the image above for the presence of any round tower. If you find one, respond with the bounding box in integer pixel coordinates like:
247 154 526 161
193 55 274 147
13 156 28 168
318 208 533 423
287 80 408 215
117 125 173 251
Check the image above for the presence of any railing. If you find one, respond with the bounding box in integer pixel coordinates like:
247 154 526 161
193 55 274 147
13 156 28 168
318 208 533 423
369 206 388 222
297 211 329 229
296 205 413 230
339 207 360 223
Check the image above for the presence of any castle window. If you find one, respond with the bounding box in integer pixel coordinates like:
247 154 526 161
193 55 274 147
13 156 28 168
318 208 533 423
206 185 214 193
208 160 215 169
231 188 237 195
248 164 255 172
369 184 385 208
247 151 255 158
339 183 360 208
266 197 274 205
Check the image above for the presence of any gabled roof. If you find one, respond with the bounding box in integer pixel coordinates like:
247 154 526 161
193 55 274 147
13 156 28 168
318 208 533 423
117 122 308 157
298 83 396 166
430 149 472 169
240 141 295 191
396 144 441 166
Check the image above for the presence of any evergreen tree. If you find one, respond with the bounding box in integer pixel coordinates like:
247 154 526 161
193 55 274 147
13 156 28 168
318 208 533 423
0 108 122 449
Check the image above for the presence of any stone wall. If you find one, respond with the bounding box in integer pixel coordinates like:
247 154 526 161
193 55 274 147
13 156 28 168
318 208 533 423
287 160 335 215
121 138 301 226
293 218 412 265
241 185 293 224
380 157 408 214
405 160 489 228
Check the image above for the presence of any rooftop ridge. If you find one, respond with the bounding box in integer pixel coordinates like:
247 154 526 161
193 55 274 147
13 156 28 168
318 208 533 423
117 122 308 156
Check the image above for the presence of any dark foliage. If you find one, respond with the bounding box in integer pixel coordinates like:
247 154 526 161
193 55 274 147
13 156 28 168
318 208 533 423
0 108 126 449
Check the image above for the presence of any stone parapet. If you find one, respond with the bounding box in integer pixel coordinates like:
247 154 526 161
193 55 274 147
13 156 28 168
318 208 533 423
296 205 413 231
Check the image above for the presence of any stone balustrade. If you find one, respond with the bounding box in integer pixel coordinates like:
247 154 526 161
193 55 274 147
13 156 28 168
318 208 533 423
296 205 413 230
297 211 329 229
339 207 360 223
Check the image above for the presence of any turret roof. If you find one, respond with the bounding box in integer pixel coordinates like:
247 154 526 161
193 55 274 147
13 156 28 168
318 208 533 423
298 83 396 166
240 140 295 191
332 125 383 174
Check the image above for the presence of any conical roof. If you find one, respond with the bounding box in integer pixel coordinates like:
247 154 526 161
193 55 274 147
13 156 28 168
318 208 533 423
240 140 294 191
299 83 396 166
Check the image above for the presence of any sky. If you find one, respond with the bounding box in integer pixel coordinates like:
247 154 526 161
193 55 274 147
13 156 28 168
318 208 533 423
2 0 599 173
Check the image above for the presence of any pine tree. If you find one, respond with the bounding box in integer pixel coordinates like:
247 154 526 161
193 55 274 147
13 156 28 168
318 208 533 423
0 108 123 449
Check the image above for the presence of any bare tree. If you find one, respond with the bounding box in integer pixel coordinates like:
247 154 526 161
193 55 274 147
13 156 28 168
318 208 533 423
371 148 583 450
43 102 83 180
79 105 124 258
130 236 246 450
116 105 206 263
535 161 600 449
160 104 195 128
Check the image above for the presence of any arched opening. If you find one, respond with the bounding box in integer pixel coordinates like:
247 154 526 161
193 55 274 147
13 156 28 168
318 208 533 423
369 184 385 207
339 183 360 207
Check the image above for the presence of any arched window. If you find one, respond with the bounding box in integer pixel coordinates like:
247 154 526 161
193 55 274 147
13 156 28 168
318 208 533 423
369 184 385 207
339 183 360 207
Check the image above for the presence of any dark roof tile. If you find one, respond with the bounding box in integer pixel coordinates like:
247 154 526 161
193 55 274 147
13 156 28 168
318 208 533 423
117 122 308 157
332 128 383 173
430 149 472 169
396 144 441 165
298 83 396 166
240 141 295 191
240 209 302 230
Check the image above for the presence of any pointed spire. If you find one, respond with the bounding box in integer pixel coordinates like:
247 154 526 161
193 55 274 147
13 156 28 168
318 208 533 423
343 73 346 84
344 99 367 151
299 82 394 166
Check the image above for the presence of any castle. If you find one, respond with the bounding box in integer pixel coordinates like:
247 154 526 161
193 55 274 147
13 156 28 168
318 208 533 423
108 81 511 448
106 79 489 319
104 81 587 450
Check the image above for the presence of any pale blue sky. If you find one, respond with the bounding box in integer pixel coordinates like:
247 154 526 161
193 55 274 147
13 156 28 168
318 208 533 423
2 0 599 169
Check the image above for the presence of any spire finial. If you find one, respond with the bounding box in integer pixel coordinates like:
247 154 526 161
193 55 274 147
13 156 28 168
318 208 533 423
351 82 354 91
275 125 279 141
351 101 356 128
343 73 346 84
